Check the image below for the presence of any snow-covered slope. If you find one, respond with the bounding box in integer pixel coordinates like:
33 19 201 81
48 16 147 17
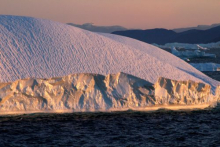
0 73 217 114
0 15 219 90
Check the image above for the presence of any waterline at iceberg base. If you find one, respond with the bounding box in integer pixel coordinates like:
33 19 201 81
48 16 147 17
0 72 219 115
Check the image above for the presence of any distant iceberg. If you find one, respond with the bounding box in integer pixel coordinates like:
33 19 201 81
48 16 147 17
154 42 220 50
171 47 216 59
190 63 220 71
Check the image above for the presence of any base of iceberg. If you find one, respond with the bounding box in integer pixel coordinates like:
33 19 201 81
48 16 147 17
0 104 214 115
0 72 219 115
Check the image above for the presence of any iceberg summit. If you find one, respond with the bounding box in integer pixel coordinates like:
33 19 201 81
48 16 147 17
0 15 219 114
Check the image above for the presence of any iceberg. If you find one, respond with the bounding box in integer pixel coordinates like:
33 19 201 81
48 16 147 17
0 15 219 114
171 47 216 59
154 42 220 50
190 63 220 71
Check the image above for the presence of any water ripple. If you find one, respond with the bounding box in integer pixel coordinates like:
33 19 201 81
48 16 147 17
0 108 220 146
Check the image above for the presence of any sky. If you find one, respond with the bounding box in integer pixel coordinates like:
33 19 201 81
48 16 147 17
0 0 220 29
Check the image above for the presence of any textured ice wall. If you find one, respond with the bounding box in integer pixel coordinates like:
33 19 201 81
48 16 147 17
0 73 218 114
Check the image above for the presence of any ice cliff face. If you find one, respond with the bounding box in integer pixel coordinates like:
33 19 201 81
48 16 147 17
0 73 155 113
0 73 218 114
155 77 215 105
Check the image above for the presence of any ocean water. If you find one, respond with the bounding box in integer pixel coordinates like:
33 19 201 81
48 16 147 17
0 108 220 147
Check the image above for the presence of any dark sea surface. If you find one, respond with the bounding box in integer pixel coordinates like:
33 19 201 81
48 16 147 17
0 107 220 147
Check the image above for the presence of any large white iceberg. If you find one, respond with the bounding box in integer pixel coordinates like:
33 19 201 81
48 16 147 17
0 15 219 114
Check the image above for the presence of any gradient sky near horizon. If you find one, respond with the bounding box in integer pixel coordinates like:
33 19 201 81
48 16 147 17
1 0 220 29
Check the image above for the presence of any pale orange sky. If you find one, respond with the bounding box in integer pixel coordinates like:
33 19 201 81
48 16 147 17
0 0 220 29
